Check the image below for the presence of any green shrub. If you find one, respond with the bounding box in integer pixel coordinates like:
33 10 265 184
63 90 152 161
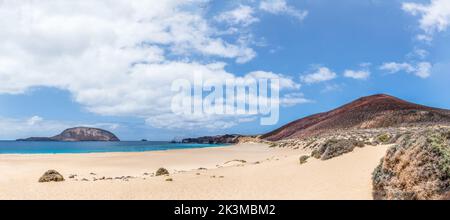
428 132 450 176
376 133 392 144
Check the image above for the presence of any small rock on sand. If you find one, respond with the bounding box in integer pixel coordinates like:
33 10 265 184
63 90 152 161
299 155 310 165
156 168 169 176
38 170 65 183
224 159 247 165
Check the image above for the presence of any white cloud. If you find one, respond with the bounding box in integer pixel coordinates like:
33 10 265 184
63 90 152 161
380 62 432 78
245 71 301 90
416 34 433 42
26 116 43 126
0 116 119 139
301 67 337 84
415 49 429 59
0 117 65 139
415 62 433 78
380 62 415 73
279 93 312 107
259 0 308 21
215 5 259 27
0 0 304 130
343 70 371 80
407 48 429 59
403 0 450 40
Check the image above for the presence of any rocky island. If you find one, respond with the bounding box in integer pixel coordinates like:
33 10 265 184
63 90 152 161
17 127 120 142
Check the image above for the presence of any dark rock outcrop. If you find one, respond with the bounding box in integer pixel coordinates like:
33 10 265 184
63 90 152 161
372 128 450 200
182 134 242 144
39 170 65 183
262 94 450 141
17 127 120 142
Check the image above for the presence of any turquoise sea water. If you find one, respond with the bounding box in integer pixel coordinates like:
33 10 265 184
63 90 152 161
0 141 227 154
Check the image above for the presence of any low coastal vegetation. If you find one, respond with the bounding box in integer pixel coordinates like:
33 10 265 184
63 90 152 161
311 139 365 160
375 133 392 145
372 128 450 200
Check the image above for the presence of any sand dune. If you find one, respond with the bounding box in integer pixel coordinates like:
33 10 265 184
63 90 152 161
0 143 388 200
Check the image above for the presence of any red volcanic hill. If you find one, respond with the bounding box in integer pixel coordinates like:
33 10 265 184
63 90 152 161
262 94 450 141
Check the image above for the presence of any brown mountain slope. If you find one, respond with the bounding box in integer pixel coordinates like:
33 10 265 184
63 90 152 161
262 94 450 141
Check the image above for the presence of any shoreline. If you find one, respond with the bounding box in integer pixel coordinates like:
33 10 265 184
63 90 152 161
0 143 388 200
0 145 231 156
0 142 231 156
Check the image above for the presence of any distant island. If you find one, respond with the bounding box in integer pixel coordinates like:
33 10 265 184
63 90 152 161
180 134 243 144
17 127 120 142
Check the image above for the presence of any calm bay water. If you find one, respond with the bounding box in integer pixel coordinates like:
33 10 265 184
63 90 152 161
0 141 227 154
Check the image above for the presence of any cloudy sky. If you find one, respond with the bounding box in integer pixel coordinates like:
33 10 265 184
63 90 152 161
0 0 449 140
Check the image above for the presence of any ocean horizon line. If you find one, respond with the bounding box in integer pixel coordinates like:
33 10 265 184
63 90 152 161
0 141 229 155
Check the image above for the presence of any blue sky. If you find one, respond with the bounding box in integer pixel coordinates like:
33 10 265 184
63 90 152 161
0 0 449 140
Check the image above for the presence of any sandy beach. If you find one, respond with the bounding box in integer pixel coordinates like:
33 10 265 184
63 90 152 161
0 143 388 200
